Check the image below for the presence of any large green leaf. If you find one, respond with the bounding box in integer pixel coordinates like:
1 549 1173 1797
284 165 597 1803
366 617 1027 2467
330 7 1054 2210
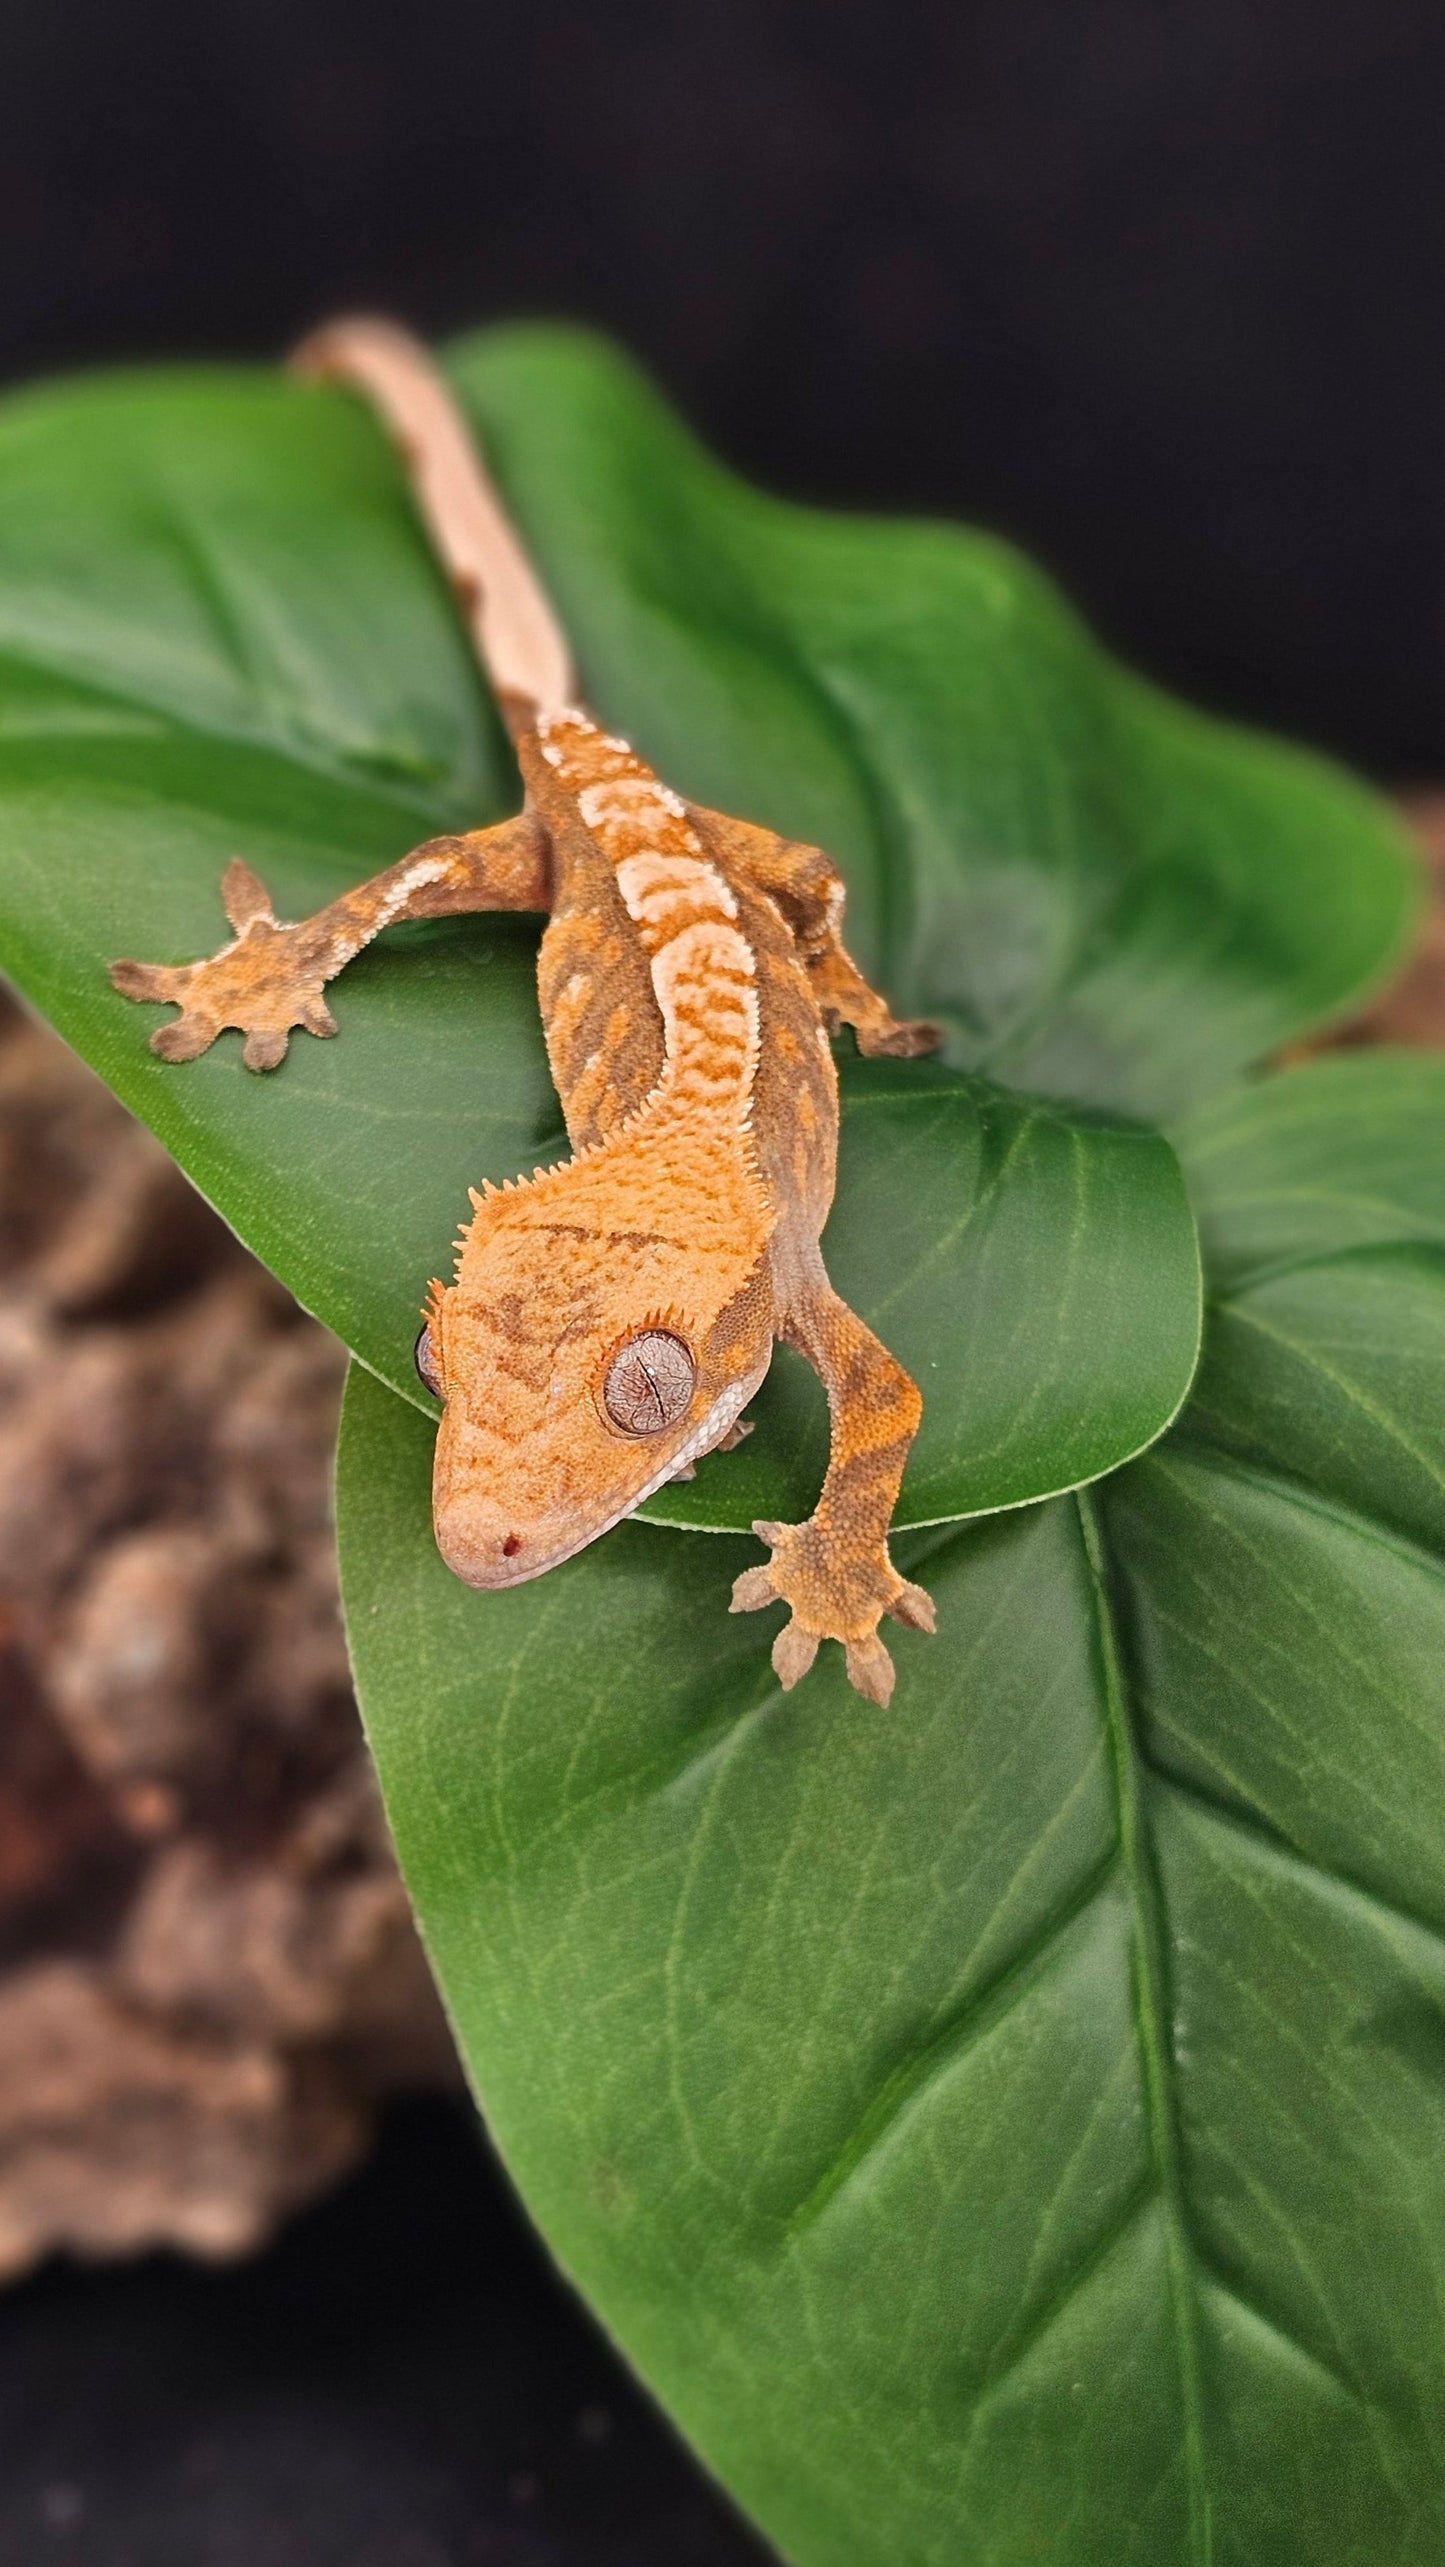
337 1053 1445 2567
0 337 1410 1151
0 334 1406 1517
446 330 1416 1120
0 328 1430 2559
1173 1044 1445 1291
0 347 1240 1526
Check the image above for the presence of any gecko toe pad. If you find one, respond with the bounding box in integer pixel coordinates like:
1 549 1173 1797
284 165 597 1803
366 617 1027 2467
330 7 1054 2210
773 1622 821 1689
110 958 191 1004
855 1015 942 1060
242 1026 292 1073
150 1014 218 1064
221 857 278 932
843 1632 896 1706
729 1564 777 1614
888 1580 937 1633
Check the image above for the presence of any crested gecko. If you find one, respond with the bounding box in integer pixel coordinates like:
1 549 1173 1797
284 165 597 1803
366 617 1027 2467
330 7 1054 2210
111 320 939 1704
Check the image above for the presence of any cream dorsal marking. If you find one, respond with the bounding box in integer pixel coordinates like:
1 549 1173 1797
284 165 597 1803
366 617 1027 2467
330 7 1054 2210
537 710 760 1125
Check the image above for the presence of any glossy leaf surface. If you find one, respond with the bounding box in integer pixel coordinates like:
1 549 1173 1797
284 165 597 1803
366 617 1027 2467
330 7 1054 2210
647 1061 1199 1530
339 1055 1445 2566
0 345 1253 1522
0 329 1432 2563
448 330 1415 1120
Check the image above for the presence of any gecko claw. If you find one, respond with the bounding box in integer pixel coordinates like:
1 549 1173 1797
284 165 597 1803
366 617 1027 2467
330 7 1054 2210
888 1580 937 1633
110 957 190 1004
844 1633 897 1707
242 1026 291 1072
773 1622 820 1689
729 1564 777 1614
221 858 278 932
856 1016 942 1060
150 1014 218 1063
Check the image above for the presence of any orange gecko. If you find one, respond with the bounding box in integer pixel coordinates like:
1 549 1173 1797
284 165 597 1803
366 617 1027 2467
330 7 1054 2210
111 320 939 1703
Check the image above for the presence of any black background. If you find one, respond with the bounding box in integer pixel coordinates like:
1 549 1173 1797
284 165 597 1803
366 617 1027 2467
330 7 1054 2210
2 3 1443 2560
3 0 1445 777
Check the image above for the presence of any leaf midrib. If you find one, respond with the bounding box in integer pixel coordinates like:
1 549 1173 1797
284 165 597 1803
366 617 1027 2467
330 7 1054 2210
1077 1485 1213 2567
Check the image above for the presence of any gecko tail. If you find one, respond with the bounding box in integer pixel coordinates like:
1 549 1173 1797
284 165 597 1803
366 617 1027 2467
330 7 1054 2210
291 315 576 732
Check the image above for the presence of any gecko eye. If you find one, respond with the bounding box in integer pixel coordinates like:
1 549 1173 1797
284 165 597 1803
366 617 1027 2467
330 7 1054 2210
414 1323 445 1399
602 1330 696 1435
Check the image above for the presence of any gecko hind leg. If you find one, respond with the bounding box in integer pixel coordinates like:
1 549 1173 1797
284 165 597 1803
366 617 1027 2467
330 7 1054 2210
730 1260 934 1706
111 811 550 1072
688 807 940 1060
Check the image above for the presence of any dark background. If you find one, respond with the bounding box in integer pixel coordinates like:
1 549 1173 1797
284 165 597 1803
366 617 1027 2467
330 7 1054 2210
1 3 1442 2560
3 0 1445 779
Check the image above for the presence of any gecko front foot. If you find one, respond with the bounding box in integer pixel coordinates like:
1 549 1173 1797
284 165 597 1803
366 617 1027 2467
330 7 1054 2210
110 861 338 1072
730 1517 935 1708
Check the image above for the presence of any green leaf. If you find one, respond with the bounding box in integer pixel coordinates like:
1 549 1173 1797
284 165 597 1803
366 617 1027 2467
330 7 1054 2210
0 328 1431 2557
337 1053 1445 2566
1173 1045 1445 1292
447 328 1417 1121
646 1060 1199 1530
0 349 1216 1525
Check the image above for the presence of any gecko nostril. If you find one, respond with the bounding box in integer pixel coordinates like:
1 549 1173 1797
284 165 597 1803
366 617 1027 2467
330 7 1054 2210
501 1533 521 1558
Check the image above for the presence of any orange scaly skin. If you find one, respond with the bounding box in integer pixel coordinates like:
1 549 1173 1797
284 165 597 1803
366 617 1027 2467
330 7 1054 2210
110 323 940 1704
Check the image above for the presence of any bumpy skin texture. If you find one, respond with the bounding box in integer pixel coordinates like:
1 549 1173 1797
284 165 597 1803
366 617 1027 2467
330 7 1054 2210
110 317 939 1699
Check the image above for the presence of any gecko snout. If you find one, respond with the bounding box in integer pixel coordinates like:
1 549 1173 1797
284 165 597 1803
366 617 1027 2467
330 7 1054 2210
430 1448 595 1589
434 1512 543 1587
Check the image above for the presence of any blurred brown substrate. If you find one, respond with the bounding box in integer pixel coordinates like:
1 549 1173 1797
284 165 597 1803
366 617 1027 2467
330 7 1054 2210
0 799 1439 2287
1325 794 1445 1049
0 989 457 2286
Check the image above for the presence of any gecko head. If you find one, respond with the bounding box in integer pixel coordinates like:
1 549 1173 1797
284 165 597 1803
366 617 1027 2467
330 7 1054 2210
415 1212 774 1588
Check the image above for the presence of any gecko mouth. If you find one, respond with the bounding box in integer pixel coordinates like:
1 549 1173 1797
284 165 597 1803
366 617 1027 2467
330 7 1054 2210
433 1362 770 1591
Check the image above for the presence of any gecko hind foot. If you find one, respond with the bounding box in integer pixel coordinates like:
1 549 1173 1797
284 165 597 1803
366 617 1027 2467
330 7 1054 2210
852 1014 942 1061
110 862 338 1073
730 1518 935 1708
